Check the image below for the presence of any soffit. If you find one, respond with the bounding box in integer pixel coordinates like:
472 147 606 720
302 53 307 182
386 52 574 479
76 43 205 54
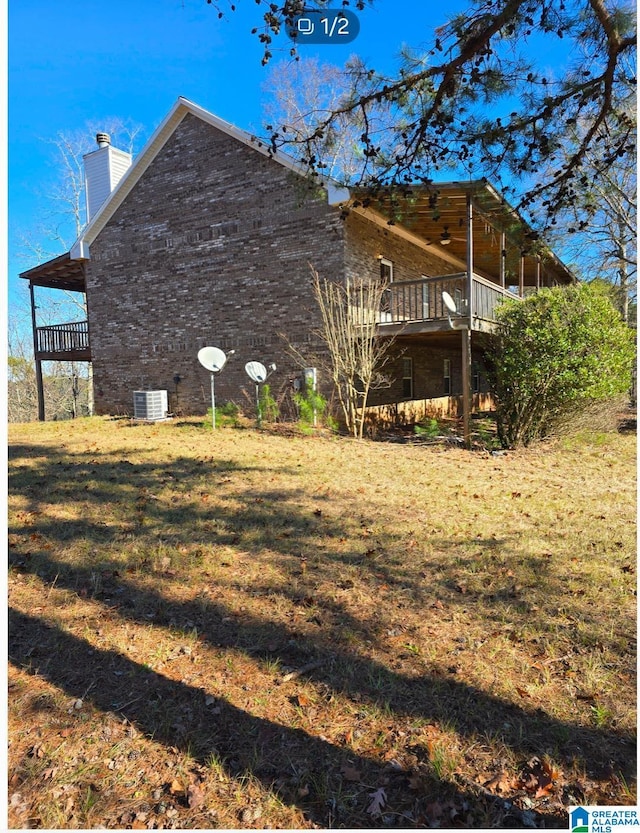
19 252 86 291
355 181 575 285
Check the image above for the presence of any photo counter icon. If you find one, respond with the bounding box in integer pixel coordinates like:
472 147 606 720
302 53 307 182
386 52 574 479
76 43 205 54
571 807 589 833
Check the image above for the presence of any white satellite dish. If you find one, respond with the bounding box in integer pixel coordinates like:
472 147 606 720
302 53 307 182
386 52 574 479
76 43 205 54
245 361 267 384
198 346 228 373
197 346 235 429
442 291 457 314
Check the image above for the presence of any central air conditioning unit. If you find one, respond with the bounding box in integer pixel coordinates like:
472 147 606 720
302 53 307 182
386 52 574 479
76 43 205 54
133 390 168 421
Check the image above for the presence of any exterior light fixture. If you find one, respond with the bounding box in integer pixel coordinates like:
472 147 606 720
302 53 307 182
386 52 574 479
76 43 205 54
440 227 452 245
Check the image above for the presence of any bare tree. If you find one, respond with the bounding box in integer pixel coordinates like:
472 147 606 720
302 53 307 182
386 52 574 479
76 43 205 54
18 117 143 263
12 117 144 420
548 116 637 321
263 56 391 182
310 265 396 439
213 1 636 231
7 314 88 423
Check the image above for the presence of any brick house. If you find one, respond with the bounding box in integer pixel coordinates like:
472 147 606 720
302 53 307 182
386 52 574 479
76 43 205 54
21 97 574 426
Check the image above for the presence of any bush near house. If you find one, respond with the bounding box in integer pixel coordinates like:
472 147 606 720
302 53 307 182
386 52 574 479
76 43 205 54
488 283 635 447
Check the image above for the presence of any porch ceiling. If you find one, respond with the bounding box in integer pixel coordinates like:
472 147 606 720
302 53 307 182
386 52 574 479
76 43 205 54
355 180 574 286
19 252 86 292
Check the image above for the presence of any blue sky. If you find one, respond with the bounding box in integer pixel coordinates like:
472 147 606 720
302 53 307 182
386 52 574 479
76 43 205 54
9 0 477 314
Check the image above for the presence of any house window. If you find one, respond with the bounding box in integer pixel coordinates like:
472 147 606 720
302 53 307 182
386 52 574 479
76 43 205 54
402 357 413 399
472 362 481 393
454 287 464 313
379 257 393 283
443 358 451 395
421 278 430 319
379 257 393 317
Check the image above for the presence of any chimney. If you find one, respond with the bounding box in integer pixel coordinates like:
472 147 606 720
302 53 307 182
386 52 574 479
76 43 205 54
83 132 132 221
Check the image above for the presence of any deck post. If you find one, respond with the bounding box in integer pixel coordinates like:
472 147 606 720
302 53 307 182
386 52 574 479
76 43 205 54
461 327 472 448
463 193 474 449
29 282 45 421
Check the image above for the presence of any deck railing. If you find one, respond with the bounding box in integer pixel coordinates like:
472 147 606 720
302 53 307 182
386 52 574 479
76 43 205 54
36 321 90 356
351 273 520 330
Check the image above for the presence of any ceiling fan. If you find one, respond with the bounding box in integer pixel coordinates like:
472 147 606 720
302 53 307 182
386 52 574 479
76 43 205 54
439 225 467 246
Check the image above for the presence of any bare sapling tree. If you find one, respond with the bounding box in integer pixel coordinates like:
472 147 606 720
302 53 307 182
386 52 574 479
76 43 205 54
310 265 396 439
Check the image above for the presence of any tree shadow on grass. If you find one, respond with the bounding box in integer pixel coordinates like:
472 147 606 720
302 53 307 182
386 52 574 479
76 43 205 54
9 547 635 787
8 438 636 825
10 607 570 829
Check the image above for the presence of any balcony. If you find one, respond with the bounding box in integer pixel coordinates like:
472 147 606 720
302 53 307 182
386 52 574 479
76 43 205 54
351 273 520 335
35 321 91 361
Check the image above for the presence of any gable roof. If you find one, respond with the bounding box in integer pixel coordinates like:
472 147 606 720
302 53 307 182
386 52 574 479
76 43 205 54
70 96 349 260
33 96 571 287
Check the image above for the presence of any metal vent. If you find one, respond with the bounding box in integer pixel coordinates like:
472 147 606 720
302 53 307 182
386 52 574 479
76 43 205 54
133 390 168 421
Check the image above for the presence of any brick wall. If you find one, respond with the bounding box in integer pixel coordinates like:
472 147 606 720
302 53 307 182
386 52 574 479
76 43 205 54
367 339 490 407
86 112 493 421
86 114 343 415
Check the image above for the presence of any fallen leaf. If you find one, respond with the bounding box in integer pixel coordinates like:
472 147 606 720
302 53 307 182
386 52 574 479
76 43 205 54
535 777 554 798
515 686 531 699
187 782 205 810
367 787 387 817
169 779 184 796
516 756 558 797
484 771 515 794
341 764 362 782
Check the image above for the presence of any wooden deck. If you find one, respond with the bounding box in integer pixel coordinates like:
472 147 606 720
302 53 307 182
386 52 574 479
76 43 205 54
35 321 91 361
352 273 520 334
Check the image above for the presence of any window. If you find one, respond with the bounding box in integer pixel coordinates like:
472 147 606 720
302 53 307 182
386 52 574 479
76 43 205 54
379 258 393 317
421 278 430 319
472 362 481 393
402 357 413 399
443 358 451 395
379 257 393 283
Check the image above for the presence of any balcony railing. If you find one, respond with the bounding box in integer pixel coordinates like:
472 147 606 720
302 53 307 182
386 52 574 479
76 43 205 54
35 321 90 359
351 273 520 332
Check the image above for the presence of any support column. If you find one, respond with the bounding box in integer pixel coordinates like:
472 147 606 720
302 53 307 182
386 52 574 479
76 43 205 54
463 193 474 449
29 282 45 421
461 327 472 449
500 232 506 288
519 255 525 298
536 258 541 291
466 194 474 321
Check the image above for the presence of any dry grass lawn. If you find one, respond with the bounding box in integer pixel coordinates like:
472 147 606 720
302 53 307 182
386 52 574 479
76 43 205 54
8 416 637 829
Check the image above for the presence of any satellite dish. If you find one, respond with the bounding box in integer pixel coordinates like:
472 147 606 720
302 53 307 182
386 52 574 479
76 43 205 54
198 346 228 373
442 291 457 314
245 361 267 383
